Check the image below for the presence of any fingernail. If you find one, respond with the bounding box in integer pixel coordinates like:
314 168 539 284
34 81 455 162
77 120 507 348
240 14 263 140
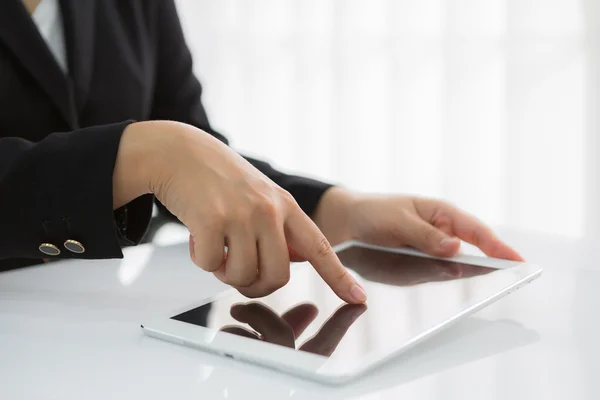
350 284 367 303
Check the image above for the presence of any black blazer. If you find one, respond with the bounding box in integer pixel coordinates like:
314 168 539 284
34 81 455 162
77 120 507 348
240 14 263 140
0 0 330 271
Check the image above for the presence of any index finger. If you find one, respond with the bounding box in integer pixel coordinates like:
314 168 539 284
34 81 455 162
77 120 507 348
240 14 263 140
284 209 367 304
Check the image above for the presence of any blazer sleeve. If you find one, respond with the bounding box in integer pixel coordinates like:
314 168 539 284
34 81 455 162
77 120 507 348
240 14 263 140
149 0 332 217
0 121 153 261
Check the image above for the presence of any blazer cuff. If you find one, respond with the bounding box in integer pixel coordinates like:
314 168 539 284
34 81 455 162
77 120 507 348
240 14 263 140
114 194 154 247
49 122 152 259
3 121 152 260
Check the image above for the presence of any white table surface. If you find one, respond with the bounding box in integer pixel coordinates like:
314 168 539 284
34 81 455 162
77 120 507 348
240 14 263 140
1 228 598 400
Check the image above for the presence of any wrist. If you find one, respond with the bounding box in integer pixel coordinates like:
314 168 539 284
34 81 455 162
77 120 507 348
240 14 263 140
112 121 174 209
313 187 360 246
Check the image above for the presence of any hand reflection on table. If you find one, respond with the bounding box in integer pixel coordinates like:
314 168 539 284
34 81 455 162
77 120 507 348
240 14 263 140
337 246 494 286
220 302 367 357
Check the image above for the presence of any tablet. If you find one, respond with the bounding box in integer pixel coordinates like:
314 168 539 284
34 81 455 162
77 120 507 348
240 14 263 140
141 241 542 384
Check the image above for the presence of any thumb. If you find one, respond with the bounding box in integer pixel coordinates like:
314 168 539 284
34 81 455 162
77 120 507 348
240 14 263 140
407 217 461 257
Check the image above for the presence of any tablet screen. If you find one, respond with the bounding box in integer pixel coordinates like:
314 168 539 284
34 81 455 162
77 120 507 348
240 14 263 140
170 244 534 370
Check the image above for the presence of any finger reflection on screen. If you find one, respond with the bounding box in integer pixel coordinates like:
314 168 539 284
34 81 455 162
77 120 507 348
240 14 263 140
220 302 367 357
299 303 367 357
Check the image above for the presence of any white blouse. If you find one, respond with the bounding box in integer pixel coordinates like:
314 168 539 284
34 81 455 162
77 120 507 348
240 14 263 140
30 0 68 74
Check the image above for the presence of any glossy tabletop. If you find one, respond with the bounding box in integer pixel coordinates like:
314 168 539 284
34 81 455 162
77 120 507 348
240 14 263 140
1 228 598 399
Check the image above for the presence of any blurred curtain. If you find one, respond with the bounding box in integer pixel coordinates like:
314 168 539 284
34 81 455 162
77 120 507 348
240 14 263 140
174 0 594 239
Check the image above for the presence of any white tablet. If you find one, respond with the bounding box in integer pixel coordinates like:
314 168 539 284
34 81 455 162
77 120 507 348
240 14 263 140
141 241 542 384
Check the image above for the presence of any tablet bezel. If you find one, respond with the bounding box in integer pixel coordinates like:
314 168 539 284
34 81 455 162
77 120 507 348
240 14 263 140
141 241 542 384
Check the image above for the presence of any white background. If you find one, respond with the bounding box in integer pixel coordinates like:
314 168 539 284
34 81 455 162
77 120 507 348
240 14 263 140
174 0 600 239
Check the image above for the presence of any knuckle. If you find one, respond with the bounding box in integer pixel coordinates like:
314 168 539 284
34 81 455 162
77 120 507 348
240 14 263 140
273 271 291 289
226 265 258 287
334 267 350 283
252 193 279 219
279 189 297 208
315 236 334 259
229 275 256 288
198 255 224 272
261 272 290 294
202 210 227 229
257 199 278 220
197 260 223 273
191 250 221 273
429 204 448 225
232 210 254 227
423 227 440 248
200 264 219 273
240 286 270 299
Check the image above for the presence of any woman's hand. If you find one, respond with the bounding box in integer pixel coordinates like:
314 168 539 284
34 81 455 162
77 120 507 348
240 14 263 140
112 121 366 303
313 188 523 261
